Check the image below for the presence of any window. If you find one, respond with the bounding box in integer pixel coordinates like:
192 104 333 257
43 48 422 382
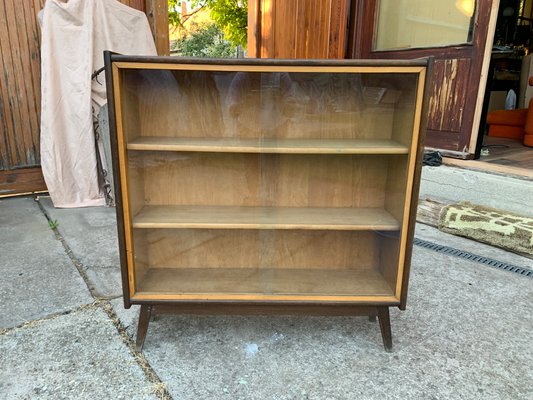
374 0 475 50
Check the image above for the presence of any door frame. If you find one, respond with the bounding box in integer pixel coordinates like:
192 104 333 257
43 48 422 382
347 0 500 158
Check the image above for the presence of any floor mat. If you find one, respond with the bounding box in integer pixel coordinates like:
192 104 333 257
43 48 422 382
439 201 533 255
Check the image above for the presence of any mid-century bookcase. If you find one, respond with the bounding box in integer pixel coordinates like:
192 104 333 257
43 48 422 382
104 53 430 351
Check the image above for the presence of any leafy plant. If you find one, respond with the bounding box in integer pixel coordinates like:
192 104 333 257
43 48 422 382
173 23 236 58
169 0 248 48
48 219 59 230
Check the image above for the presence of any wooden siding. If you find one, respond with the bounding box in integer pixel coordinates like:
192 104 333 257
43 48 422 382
0 167 46 197
122 0 146 11
0 0 149 195
248 0 349 59
0 0 44 171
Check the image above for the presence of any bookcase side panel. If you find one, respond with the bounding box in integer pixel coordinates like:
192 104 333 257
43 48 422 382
377 233 401 294
389 75 419 147
120 72 143 143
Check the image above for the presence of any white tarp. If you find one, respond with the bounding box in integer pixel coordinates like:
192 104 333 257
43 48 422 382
40 0 156 207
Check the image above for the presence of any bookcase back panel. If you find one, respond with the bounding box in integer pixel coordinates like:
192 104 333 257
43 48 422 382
134 229 380 270
127 152 394 208
120 69 418 143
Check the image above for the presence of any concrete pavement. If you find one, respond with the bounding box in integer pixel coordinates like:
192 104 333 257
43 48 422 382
0 188 532 399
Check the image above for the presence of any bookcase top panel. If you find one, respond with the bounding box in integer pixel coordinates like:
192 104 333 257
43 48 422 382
108 53 429 70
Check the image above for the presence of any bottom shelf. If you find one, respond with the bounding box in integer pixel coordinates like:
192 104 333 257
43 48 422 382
134 268 395 298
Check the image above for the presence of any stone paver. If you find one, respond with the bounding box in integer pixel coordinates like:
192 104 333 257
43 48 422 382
0 198 92 328
0 306 159 400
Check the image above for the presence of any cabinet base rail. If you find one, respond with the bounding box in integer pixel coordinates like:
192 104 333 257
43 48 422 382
135 303 394 352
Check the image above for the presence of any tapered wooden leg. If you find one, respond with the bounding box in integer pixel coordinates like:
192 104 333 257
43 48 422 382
368 315 377 322
136 305 152 351
377 306 392 352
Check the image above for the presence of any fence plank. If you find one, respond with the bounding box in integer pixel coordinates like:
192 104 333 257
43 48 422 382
254 0 348 59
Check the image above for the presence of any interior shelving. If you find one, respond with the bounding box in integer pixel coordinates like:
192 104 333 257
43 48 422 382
127 136 409 154
131 205 400 230
106 54 429 350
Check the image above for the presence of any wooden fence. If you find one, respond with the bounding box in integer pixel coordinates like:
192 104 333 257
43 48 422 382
248 0 348 59
0 0 170 196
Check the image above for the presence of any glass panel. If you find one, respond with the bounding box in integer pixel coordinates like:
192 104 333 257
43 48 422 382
118 67 421 298
374 0 475 51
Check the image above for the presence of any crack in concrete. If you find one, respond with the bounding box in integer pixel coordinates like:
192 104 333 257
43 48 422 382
34 197 173 400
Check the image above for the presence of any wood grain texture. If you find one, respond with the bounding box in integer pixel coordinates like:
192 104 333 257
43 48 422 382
120 0 146 11
135 267 395 297
130 152 392 209
247 0 261 57
0 167 47 196
119 67 421 145
113 63 138 297
148 303 389 316
105 51 132 307
127 137 409 154
416 198 452 227
145 0 169 55
0 0 44 171
427 58 470 133
254 0 349 59
132 292 399 304
133 229 381 270
132 205 400 230
114 61 427 70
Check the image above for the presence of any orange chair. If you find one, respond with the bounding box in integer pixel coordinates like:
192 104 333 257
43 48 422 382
487 76 533 147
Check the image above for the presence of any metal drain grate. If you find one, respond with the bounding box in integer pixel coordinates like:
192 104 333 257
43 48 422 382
413 237 533 278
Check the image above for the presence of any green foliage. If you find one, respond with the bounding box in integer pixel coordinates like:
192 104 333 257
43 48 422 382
173 23 236 58
168 0 247 48
206 0 247 48
168 2 183 29
48 219 59 230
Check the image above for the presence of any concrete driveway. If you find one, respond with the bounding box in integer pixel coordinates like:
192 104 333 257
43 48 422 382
1 195 531 400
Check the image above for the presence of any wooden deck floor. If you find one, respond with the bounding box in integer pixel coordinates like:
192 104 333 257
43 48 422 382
443 137 533 179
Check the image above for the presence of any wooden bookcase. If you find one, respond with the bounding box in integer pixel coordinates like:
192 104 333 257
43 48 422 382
104 54 430 351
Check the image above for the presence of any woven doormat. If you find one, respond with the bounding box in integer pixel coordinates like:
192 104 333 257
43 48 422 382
439 202 533 255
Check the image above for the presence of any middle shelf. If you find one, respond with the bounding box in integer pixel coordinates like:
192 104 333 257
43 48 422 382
126 136 410 154
132 205 400 230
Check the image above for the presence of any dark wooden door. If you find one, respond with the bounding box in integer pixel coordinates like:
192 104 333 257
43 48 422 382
348 0 496 158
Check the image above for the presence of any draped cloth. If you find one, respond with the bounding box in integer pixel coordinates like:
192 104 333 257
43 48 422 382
40 0 156 207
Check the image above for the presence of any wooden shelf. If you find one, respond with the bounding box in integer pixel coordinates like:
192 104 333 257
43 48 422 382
127 136 409 155
132 205 400 230
135 267 395 298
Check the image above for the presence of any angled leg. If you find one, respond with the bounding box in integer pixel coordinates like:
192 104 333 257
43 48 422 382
136 305 152 351
377 306 392 352
368 315 377 322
